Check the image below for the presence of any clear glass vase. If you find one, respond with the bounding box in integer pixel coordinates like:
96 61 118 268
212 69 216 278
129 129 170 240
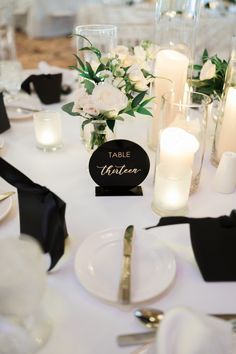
154 90 212 195
211 36 236 166
155 0 201 59
84 119 115 152
154 0 201 104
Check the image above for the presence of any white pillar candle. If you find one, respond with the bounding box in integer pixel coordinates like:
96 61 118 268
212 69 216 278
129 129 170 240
160 127 199 172
152 163 192 216
34 111 63 152
217 87 236 160
155 49 189 104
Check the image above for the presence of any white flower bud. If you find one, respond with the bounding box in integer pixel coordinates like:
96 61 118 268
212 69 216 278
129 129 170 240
200 60 216 81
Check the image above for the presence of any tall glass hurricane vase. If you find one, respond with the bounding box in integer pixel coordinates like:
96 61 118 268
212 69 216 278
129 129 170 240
154 0 201 97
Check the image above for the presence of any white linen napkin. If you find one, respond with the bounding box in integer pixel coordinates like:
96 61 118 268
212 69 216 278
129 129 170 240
155 307 233 354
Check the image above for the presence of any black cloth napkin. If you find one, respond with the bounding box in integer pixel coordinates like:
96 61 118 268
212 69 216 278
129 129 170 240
146 211 236 282
0 157 68 270
0 91 10 133
21 73 62 104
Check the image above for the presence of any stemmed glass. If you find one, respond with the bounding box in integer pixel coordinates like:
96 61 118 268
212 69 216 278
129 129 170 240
0 60 22 98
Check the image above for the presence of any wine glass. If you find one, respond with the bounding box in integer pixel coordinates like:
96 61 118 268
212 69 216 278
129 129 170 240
0 60 22 99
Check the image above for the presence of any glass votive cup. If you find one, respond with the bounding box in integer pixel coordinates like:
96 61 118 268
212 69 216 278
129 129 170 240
152 163 192 216
157 90 212 193
33 110 63 152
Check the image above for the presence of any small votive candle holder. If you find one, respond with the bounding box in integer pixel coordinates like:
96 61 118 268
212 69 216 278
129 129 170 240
152 163 192 216
33 110 63 152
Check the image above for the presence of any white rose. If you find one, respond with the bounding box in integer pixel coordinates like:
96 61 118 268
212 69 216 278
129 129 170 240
72 87 90 112
200 60 216 81
113 77 125 88
127 65 145 82
111 58 120 66
105 109 119 118
122 54 137 68
98 70 114 84
111 45 129 62
134 79 149 91
83 102 100 116
134 46 146 63
92 82 128 113
114 68 125 77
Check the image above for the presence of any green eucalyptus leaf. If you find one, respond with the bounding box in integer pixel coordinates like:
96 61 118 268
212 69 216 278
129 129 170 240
202 49 209 63
73 54 85 69
96 63 106 74
131 91 147 109
90 46 102 59
139 97 154 107
83 79 95 94
61 102 80 116
85 61 95 78
124 110 136 117
136 107 153 116
68 65 84 74
106 119 115 132
72 34 93 46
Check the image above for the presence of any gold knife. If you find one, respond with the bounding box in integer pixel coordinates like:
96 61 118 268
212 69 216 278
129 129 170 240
118 225 134 305
0 191 15 202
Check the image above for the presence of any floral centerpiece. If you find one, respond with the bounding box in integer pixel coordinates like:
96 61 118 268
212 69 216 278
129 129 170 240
62 38 156 150
189 49 228 100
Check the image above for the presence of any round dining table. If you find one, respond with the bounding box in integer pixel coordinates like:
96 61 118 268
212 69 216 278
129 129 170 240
0 90 236 354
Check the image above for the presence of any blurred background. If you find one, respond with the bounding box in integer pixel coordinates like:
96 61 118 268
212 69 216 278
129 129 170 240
1 0 236 69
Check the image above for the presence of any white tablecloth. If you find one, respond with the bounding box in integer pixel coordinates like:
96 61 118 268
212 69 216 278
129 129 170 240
0 91 236 353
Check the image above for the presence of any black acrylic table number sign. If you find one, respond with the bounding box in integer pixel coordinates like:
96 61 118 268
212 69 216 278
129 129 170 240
89 139 150 196
0 91 10 133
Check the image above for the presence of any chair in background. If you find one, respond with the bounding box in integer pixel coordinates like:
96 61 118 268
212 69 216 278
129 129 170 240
25 0 79 38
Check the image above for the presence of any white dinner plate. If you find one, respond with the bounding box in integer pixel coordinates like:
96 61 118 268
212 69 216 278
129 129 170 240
0 188 13 221
6 106 33 120
74 228 176 304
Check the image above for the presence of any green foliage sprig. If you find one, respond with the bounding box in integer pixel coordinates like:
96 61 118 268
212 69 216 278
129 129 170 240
189 49 228 100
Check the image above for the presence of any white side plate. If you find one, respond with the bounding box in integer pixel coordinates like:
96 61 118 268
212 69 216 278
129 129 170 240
74 228 176 304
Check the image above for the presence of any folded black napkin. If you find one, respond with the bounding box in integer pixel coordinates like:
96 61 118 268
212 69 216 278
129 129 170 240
146 211 236 282
0 157 68 270
0 91 10 133
21 73 63 104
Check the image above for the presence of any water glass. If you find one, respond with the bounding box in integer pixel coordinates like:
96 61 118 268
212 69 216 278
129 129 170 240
156 90 212 193
0 60 22 96
34 110 63 152
75 24 117 62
